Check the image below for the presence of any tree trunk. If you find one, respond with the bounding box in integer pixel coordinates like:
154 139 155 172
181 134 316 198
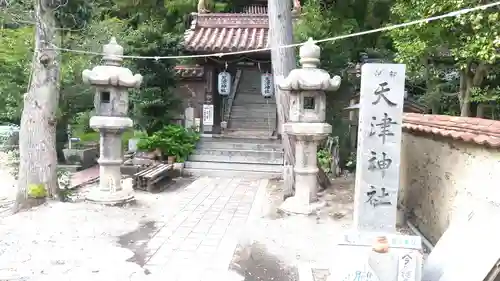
459 63 488 117
14 0 60 211
268 0 296 197
476 103 486 118
459 68 471 117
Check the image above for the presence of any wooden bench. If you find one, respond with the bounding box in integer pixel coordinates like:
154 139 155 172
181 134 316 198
132 163 173 192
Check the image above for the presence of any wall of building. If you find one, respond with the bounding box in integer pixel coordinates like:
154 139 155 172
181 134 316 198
399 114 500 244
175 80 206 120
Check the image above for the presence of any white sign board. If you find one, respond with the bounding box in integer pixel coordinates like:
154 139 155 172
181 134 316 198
202 104 214 126
261 73 274 98
218 71 231 96
329 232 423 281
398 251 418 281
353 63 406 232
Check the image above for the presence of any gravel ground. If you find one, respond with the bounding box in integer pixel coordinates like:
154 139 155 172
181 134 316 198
255 174 431 281
0 151 18 216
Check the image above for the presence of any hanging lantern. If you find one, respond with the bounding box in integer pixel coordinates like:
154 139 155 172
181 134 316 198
261 72 274 98
218 71 231 96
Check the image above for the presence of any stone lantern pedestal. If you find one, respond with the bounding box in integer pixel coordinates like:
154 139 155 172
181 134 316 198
82 37 143 205
88 117 134 204
278 38 341 215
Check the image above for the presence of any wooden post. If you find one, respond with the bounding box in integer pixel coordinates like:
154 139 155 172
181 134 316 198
268 0 296 197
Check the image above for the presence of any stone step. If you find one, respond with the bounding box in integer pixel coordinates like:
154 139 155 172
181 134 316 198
197 138 281 150
229 124 275 131
233 101 273 105
232 104 275 110
230 111 275 117
230 117 276 123
190 149 284 164
185 161 282 173
223 129 276 139
183 168 281 179
233 96 274 102
230 112 276 118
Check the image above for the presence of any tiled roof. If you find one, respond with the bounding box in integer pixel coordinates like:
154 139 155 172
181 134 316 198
174 65 204 79
184 11 269 53
402 113 500 148
183 4 280 53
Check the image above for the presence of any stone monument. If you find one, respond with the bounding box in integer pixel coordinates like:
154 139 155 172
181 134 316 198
353 63 406 232
82 37 143 205
278 38 341 215
327 63 423 281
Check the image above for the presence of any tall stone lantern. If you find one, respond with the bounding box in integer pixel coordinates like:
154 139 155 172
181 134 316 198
279 38 341 215
82 37 143 205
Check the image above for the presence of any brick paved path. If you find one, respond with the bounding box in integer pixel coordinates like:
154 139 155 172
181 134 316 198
143 176 268 281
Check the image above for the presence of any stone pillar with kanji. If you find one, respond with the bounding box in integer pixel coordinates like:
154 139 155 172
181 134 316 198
278 38 341 215
82 37 143 205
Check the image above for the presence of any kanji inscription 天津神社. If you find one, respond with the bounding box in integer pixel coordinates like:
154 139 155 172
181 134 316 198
353 63 406 232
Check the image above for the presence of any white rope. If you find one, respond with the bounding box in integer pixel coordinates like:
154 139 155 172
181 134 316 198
50 2 500 60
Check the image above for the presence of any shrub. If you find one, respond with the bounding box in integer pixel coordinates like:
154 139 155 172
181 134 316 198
136 124 200 161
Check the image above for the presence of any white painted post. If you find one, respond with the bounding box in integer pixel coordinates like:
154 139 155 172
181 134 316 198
353 63 406 233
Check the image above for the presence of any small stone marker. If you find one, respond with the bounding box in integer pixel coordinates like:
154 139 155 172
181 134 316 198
422 201 500 281
353 63 406 233
185 106 195 129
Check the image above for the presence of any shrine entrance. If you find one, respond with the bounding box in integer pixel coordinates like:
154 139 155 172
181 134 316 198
175 2 285 178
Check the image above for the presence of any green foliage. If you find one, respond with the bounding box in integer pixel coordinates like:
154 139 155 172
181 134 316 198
390 0 500 67
28 183 48 199
345 152 357 172
74 129 135 150
390 0 500 115
73 110 94 134
137 125 200 160
317 149 332 174
0 27 33 123
125 21 183 134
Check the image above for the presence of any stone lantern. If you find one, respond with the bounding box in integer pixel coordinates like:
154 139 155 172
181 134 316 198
82 37 143 205
278 38 341 215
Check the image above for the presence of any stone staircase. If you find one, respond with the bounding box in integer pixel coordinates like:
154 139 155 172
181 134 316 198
228 69 277 137
184 137 283 178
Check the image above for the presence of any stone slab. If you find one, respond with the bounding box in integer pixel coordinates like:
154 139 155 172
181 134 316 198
353 63 406 232
340 230 421 250
329 244 422 281
422 201 500 281
329 231 423 281
142 177 268 281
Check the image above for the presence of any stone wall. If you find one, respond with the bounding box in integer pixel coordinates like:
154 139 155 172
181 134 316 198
399 113 500 244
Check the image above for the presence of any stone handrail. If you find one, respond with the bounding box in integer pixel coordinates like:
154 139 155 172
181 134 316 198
402 113 500 148
223 69 242 122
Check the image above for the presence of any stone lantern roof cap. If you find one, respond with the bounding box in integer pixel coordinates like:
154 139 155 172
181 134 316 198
278 38 341 92
103 37 124 64
81 37 143 88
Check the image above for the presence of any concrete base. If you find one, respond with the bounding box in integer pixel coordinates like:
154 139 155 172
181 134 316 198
278 197 325 215
85 180 135 206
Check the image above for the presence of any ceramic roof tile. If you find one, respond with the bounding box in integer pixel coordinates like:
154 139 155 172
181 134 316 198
403 113 500 148
183 5 298 53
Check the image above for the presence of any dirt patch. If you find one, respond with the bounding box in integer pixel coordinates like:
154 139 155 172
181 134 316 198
262 175 355 224
229 242 299 281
